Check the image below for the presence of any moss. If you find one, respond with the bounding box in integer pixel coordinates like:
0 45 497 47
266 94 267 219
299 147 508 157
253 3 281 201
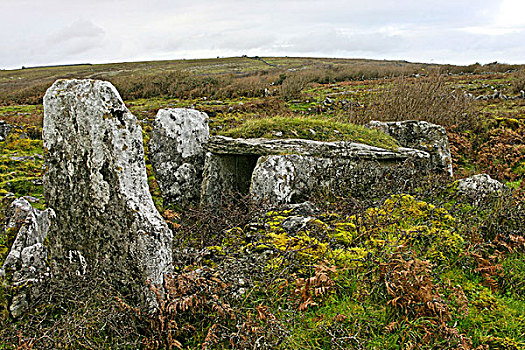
221 116 400 150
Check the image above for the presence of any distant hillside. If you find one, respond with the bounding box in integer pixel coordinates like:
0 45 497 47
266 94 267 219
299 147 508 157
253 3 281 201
1 56 521 105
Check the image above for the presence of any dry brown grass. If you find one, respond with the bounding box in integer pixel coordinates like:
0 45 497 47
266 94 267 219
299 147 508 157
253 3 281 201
370 74 474 129
510 69 525 94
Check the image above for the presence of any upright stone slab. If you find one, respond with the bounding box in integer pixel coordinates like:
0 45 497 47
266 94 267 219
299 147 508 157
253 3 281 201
149 109 209 207
366 120 453 176
0 199 55 318
43 79 173 305
250 155 326 203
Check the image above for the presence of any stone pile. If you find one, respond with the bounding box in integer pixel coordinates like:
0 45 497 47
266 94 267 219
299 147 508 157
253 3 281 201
202 136 430 205
150 109 453 207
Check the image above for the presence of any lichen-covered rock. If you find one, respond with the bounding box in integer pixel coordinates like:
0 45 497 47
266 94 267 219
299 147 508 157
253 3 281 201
150 109 209 206
43 79 173 306
281 201 320 217
250 155 327 203
457 174 508 198
206 135 428 160
366 120 453 176
0 198 55 318
249 154 427 204
0 120 11 142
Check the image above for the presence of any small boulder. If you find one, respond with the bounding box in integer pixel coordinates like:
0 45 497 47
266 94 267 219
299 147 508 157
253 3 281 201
0 120 11 142
150 108 210 207
456 174 508 198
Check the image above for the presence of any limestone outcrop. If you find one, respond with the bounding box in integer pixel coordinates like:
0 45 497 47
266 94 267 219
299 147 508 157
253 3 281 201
0 198 55 318
43 79 173 305
150 108 209 207
366 120 453 176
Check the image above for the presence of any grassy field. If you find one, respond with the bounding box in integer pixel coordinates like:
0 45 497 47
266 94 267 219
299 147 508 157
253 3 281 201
0 57 525 349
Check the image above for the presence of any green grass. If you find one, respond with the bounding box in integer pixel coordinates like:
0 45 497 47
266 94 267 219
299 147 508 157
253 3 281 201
0 133 44 203
220 116 400 149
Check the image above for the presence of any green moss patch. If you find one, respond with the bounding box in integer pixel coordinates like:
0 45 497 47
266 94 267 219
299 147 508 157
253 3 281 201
221 116 400 150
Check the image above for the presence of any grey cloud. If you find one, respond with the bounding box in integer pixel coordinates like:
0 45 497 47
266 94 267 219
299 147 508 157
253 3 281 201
281 27 403 54
1 0 524 69
47 20 105 46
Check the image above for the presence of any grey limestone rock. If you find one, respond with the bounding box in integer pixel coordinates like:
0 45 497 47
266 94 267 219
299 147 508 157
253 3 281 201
43 79 173 306
250 154 326 204
249 154 416 204
366 120 453 176
0 198 55 318
457 174 508 198
206 135 428 161
150 108 209 207
281 201 320 217
281 215 316 234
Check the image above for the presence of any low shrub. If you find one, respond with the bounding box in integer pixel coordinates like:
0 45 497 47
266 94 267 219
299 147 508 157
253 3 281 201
370 74 475 130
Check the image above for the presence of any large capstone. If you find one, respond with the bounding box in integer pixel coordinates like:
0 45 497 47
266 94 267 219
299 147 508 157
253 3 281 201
366 120 453 176
0 198 55 318
43 79 173 305
149 108 209 207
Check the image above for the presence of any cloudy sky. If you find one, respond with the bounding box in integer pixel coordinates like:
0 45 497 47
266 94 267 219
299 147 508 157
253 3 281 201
2 0 524 70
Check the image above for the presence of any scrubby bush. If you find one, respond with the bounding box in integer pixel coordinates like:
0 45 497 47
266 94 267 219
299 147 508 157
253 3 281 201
370 74 475 130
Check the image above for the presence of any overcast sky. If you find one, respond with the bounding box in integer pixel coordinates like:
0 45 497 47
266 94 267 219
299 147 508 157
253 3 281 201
2 0 524 70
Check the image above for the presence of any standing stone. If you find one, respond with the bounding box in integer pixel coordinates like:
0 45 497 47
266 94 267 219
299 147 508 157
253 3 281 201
366 120 453 176
43 79 172 305
0 199 55 318
149 109 209 207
